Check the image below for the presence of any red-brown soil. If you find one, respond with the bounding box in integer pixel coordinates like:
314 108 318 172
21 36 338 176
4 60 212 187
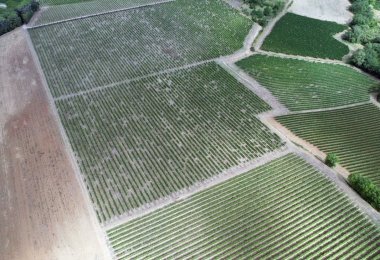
0 28 111 260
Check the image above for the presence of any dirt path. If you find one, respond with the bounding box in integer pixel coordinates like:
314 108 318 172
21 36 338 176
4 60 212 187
106 145 290 231
28 0 175 28
253 0 292 51
0 28 112 260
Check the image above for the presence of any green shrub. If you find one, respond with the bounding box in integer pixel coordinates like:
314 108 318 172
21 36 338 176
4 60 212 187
348 172 380 211
325 153 339 167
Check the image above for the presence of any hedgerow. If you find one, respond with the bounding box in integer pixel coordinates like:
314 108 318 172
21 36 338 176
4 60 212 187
348 172 380 211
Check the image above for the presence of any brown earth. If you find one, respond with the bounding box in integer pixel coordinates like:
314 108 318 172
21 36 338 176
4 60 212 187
0 28 111 260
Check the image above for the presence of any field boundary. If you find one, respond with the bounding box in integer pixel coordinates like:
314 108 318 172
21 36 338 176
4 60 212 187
23 26 114 259
105 145 290 231
54 58 216 101
28 0 175 28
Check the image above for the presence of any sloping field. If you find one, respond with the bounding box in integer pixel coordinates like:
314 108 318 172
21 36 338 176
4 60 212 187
276 104 380 187
107 153 380 259
28 0 252 98
33 0 172 26
235 54 376 111
56 62 284 223
261 13 349 60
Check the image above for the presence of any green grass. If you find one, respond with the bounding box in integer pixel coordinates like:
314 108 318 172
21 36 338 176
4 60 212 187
276 104 380 188
56 62 284 222
261 13 349 60
107 153 380 259
34 0 170 23
235 54 377 111
29 0 252 98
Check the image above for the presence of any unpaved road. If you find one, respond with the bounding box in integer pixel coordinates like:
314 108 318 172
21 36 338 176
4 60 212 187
0 28 111 260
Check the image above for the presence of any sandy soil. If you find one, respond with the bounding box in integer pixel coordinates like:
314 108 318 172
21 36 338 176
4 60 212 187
0 28 111 260
288 0 353 24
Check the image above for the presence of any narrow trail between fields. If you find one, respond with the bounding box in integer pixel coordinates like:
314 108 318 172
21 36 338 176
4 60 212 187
54 58 216 101
105 146 290 231
253 0 292 51
28 0 175 28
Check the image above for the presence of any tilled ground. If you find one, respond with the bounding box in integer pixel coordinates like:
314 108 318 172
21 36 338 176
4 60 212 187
0 28 110 260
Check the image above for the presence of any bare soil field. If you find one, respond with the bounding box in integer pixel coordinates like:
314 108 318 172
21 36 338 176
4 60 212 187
289 0 353 24
0 28 111 260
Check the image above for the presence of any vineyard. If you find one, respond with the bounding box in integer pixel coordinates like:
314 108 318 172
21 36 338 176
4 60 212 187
261 13 349 60
56 62 284 223
276 104 380 187
28 0 252 98
37 0 93 6
107 153 380 259
33 0 172 25
235 54 376 111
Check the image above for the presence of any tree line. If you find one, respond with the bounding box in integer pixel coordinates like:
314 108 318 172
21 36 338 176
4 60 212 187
343 0 380 77
0 0 39 36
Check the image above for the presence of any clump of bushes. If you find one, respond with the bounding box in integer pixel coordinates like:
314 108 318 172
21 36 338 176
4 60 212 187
343 0 380 77
242 0 285 27
348 172 380 211
0 0 39 36
325 153 340 167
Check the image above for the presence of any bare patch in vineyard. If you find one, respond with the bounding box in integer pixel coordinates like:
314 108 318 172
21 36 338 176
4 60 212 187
289 0 353 24
0 28 110 260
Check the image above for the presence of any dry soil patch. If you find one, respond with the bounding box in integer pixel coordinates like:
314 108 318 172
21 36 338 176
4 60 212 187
0 28 111 260
289 0 353 24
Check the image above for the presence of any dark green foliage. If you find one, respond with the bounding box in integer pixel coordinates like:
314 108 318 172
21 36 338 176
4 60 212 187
245 0 284 27
348 173 380 211
344 0 380 76
261 13 349 60
258 17 268 26
325 153 339 167
0 11 21 35
251 8 263 18
0 0 39 36
263 6 272 16
351 43 380 75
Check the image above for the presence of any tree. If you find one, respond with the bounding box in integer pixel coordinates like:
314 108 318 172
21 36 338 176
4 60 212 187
263 6 273 17
351 49 366 66
325 153 339 167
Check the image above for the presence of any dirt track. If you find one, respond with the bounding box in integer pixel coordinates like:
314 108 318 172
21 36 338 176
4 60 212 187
0 28 111 260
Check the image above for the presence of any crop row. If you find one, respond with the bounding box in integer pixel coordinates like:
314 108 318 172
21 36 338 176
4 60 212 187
235 54 376 111
107 153 380 259
29 0 252 98
276 103 380 188
34 0 171 26
55 62 283 222
261 13 349 60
